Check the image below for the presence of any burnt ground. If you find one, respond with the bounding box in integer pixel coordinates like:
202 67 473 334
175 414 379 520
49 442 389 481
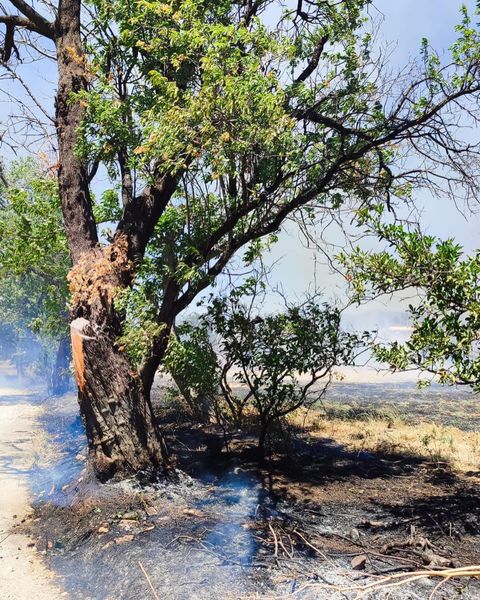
15 390 480 600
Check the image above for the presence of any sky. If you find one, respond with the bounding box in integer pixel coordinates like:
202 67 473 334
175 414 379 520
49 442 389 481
0 0 479 352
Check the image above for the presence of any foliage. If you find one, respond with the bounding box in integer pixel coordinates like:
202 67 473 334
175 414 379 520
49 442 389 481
165 288 369 451
115 285 167 368
69 0 480 373
2 0 480 393
0 159 73 385
0 159 70 340
341 216 480 391
163 320 219 418
210 293 369 449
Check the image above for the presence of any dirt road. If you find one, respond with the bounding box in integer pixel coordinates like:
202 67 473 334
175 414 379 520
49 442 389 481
0 389 64 600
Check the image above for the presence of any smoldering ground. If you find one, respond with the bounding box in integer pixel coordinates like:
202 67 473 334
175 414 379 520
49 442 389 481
11 383 480 600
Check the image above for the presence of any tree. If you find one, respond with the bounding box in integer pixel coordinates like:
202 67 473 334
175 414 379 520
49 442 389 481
1 0 480 479
0 159 72 393
342 218 480 391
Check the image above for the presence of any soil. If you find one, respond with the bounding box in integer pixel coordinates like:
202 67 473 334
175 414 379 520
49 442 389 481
4 381 480 599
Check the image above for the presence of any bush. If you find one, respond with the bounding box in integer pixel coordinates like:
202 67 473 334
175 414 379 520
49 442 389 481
164 292 369 455
163 321 219 422
207 294 369 454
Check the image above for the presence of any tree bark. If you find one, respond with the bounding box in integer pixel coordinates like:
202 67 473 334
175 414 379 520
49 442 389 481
50 336 72 395
67 241 171 479
71 316 169 480
54 0 170 480
54 0 97 261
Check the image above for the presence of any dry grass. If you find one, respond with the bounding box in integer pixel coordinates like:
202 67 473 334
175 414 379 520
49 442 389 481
292 408 480 473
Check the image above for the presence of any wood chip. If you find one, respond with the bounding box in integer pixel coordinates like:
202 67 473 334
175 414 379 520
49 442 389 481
119 519 140 529
115 535 134 545
351 554 367 570
182 508 204 518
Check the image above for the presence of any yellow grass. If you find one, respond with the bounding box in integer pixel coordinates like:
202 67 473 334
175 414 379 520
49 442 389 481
292 409 480 473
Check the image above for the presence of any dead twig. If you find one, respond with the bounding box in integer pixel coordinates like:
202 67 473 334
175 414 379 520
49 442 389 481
138 561 160 600
0 532 12 545
269 521 279 559
293 529 337 570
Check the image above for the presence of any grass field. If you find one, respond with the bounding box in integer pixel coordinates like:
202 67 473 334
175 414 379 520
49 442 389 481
294 381 480 473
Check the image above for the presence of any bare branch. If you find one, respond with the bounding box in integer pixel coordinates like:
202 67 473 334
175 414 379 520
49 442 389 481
294 34 328 84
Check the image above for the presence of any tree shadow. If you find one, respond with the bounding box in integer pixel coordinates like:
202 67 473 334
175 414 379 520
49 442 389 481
263 432 427 486
378 484 480 538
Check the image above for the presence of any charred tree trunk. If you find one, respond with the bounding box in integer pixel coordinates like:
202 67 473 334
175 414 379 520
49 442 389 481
54 0 170 480
71 316 169 480
67 242 171 479
50 336 72 395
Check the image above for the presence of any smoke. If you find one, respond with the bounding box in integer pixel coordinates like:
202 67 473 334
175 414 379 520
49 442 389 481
0 328 73 394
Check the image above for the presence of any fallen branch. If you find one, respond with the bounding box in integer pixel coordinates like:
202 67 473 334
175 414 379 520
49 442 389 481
270 565 480 599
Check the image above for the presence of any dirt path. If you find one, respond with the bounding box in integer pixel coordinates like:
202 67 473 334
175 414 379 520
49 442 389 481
0 390 65 600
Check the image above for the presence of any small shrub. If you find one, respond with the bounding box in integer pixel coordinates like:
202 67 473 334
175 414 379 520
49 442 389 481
163 322 220 422
210 291 369 454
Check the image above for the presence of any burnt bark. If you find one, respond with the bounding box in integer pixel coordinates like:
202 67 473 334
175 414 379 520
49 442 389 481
71 317 169 480
65 238 171 479
257 426 267 460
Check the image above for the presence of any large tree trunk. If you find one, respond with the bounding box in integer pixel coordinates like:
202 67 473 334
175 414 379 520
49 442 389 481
67 242 171 480
54 0 170 480
71 316 169 480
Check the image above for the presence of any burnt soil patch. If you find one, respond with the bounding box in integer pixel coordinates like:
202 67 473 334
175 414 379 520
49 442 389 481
18 399 480 599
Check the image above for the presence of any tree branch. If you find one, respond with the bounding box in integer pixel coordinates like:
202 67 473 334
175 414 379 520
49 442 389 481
6 0 54 38
115 174 178 258
294 34 328 84
242 1 261 25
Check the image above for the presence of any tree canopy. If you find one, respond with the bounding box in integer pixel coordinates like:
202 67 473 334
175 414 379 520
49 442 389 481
0 159 70 340
0 159 71 386
1 0 480 477
343 217 480 391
